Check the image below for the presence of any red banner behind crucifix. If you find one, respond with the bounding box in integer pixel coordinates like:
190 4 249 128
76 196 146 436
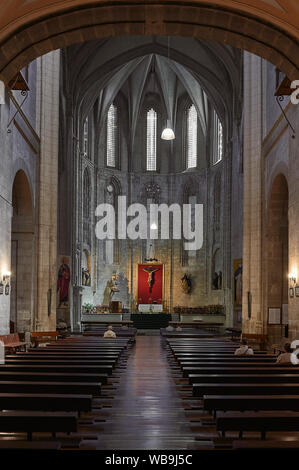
137 264 163 304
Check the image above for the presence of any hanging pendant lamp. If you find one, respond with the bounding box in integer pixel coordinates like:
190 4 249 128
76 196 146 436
161 119 175 140
161 37 175 141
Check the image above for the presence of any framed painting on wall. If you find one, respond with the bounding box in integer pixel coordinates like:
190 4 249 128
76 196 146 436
268 308 281 325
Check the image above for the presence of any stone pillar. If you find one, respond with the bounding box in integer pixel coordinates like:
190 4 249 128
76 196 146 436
34 50 60 331
288 104 299 340
242 52 264 335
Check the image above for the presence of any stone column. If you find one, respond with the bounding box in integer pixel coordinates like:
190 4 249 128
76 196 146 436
242 52 264 334
34 50 60 331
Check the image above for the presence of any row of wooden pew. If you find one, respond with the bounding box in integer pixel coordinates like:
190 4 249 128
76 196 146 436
0 335 131 449
167 337 299 450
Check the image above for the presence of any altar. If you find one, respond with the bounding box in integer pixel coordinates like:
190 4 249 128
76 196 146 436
138 304 163 313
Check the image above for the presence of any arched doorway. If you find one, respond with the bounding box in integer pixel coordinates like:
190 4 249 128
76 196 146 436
266 173 289 344
0 1 298 82
10 170 34 334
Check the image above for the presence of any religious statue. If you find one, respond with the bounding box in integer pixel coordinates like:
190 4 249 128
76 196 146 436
181 274 192 294
234 262 243 306
82 267 91 286
103 273 119 305
212 271 223 290
212 272 219 290
217 271 222 290
57 257 71 307
142 266 160 293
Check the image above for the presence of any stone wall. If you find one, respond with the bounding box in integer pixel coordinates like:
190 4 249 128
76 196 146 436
242 54 299 343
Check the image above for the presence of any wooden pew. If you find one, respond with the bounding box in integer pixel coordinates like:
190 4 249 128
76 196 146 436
174 352 270 357
183 367 299 377
0 411 77 441
0 381 101 396
177 356 276 364
32 347 124 351
0 371 108 384
216 411 299 440
0 364 113 374
193 383 299 397
0 441 61 450
31 331 59 347
5 358 117 367
0 393 92 413
17 352 119 359
180 359 277 364
189 374 299 384
0 334 27 353
203 395 299 414
232 440 299 450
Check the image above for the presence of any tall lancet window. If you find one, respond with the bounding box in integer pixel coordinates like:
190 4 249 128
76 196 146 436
83 168 91 246
213 111 223 164
146 108 157 171
107 103 117 168
187 104 198 169
83 117 88 156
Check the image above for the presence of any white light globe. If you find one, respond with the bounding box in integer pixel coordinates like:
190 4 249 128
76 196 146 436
161 120 175 140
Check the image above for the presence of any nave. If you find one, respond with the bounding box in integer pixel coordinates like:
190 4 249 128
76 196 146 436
2 332 299 451
83 336 194 450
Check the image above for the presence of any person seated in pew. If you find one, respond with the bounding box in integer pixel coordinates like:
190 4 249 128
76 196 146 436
234 339 254 356
57 319 68 338
176 324 183 332
165 324 174 332
276 342 293 364
103 325 117 338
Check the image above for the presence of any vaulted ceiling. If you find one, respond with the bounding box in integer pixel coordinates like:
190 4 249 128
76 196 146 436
63 36 242 139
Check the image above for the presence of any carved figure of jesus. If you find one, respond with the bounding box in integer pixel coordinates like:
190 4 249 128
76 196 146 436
142 267 160 293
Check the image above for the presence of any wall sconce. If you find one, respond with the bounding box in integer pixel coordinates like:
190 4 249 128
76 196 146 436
288 272 297 286
2 271 11 283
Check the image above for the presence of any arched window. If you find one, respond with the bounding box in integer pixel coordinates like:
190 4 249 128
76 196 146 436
186 104 197 169
213 111 223 164
107 103 117 168
214 172 221 234
83 168 91 245
146 108 157 171
83 117 88 156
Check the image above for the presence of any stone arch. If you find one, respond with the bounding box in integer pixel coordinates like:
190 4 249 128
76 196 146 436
267 161 289 204
10 170 34 333
11 159 34 207
0 2 298 83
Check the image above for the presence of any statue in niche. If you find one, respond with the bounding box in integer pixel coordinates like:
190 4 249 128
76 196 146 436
212 272 219 290
103 273 119 305
181 274 192 294
57 257 71 307
217 271 222 290
82 268 91 287
234 261 243 306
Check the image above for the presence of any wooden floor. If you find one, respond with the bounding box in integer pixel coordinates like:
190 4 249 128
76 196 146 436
80 336 195 450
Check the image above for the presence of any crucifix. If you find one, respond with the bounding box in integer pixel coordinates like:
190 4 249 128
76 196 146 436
142 266 160 293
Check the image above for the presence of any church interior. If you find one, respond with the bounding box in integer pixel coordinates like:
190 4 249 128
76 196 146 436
0 0 298 453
